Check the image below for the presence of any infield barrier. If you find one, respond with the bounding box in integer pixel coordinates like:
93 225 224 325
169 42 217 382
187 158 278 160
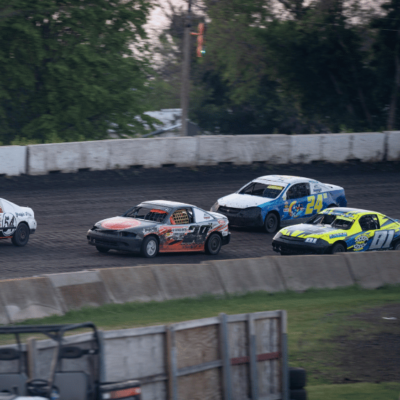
0 277 63 323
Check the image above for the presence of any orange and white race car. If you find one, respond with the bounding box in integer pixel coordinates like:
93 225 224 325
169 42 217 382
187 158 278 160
87 200 230 257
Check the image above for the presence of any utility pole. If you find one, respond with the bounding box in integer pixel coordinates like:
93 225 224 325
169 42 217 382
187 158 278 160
180 0 192 136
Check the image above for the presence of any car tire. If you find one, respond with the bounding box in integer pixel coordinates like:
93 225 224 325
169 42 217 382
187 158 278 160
141 236 159 258
330 242 346 254
289 367 307 390
96 246 110 253
11 223 30 247
205 233 222 255
393 241 400 250
290 388 307 400
264 213 279 233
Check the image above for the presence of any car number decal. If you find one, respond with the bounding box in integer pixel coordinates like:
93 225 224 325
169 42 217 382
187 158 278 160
305 193 327 215
369 230 395 250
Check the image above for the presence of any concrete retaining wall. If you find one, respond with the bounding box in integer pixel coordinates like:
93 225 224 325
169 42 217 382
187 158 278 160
0 250 399 324
0 146 26 176
1 131 399 176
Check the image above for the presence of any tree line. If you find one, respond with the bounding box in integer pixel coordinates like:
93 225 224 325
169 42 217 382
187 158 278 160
1 0 400 144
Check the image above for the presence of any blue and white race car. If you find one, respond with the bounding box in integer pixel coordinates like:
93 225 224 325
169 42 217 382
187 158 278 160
210 175 347 233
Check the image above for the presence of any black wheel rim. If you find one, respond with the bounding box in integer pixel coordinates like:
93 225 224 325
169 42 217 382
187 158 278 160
210 237 220 251
335 245 344 253
20 228 27 240
267 216 276 229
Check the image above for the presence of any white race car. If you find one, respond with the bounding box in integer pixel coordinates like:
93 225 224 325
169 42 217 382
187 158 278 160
0 198 36 246
211 175 347 233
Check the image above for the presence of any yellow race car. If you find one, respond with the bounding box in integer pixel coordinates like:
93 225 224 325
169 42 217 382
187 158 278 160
272 207 400 255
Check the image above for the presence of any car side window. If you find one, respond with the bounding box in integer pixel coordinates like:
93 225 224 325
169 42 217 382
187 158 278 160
170 208 194 225
286 183 310 200
359 214 380 231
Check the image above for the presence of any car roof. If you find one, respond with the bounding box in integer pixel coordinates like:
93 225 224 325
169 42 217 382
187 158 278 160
143 200 195 208
322 207 382 217
253 175 316 185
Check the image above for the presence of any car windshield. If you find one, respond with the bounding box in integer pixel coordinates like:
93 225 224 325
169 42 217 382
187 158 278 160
306 214 354 230
239 182 285 198
124 206 168 223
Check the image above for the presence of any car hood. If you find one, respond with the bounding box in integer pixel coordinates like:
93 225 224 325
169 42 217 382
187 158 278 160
96 216 160 231
218 193 274 209
280 223 348 239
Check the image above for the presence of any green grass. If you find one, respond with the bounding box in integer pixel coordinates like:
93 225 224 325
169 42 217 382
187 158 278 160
308 382 400 400
19 285 400 386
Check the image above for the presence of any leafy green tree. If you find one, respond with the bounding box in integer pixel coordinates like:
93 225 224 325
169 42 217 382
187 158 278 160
0 0 153 144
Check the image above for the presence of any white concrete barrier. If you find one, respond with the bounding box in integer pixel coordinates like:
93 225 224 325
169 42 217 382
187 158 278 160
386 131 400 161
0 146 26 176
151 263 225 300
46 271 111 311
275 254 354 292
0 277 63 322
18 131 400 175
290 135 322 164
98 266 164 303
210 257 286 294
351 132 386 162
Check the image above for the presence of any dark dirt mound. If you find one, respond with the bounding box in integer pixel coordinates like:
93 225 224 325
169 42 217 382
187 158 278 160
334 304 400 383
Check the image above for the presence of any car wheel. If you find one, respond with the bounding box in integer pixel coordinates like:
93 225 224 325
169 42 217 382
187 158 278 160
393 241 400 250
264 213 279 233
141 236 159 258
330 242 346 254
205 233 222 255
11 224 30 247
96 246 110 253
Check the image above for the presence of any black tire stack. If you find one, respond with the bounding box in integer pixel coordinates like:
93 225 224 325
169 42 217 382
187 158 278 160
289 367 307 400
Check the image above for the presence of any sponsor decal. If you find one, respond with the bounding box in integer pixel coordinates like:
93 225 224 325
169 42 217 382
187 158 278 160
267 185 284 190
288 201 304 218
313 185 322 193
354 234 369 251
204 213 211 220
102 218 141 230
329 232 347 239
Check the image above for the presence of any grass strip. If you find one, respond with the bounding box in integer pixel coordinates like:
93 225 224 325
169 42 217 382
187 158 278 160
308 382 400 400
17 285 400 386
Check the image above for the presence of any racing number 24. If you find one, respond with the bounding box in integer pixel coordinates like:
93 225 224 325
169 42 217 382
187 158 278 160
305 194 326 215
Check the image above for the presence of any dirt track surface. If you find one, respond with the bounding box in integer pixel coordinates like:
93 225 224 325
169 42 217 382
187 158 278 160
1 162 400 279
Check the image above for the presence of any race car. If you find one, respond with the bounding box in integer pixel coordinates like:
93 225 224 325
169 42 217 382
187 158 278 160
87 200 230 257
0 198 36 246
272 207 400 255
210 175 347 233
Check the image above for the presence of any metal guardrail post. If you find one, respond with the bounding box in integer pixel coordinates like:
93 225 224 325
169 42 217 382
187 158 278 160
247 313 258 400
281 310 289 400
166 325 178 400
220 313 232 400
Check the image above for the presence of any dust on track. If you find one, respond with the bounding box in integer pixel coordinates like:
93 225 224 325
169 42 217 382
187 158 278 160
1 162 399 279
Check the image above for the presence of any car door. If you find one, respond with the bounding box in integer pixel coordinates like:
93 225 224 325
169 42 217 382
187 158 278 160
360 214 396 251
160 207 197 252
354 214 390 252
282 183 311 223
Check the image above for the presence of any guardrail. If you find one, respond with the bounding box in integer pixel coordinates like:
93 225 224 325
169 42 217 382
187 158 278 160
0 251 399 324
1 131 400 176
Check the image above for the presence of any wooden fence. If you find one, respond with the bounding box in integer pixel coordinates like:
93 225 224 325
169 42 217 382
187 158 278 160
0 311 288 400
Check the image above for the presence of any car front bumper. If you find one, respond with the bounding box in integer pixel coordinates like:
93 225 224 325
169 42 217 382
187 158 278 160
87 230 142 253
272 236 330 255
217 208 264 228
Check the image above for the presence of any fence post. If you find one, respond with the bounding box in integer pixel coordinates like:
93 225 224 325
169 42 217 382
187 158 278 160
220 313 232 400
280 310 289 400
166 325 178 400
247 313 258 400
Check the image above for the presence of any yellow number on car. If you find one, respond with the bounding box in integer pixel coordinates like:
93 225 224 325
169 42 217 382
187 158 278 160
306 194 324 215
306 196 315 215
